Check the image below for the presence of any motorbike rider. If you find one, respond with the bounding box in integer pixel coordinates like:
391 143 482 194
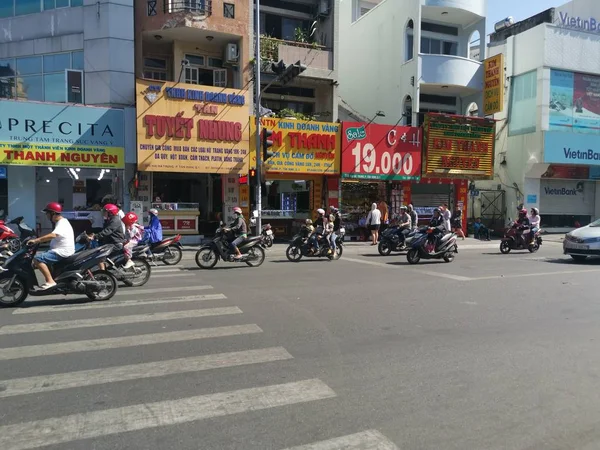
514 208 530 247
408 203 418 230
225 207 247 260
329 206 342 254
89 203 126 270
122 212 145 269
397 206 412 243
529 207 541 246
144 208 163 245
427 208 447 253
28 202 75 290
309 208 327 254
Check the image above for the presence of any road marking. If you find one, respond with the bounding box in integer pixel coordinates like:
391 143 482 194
281 430 399 450
12 294 227 314
152 272 195 278
117 285 212 295
0 307 243 335
0 347 293 398
342 257 470 281
0 379 336 450
0 324 262 361
469 267 600 281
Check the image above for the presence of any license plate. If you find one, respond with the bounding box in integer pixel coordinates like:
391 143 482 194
266 230 273 236
339 228 345 234
568 243 588 250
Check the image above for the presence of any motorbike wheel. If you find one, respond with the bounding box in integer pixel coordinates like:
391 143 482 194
163 245 183 265
443 252 455 263
245 246 266 267
266 236 273 248
86 270 118 301
0 276 28 307
378 241 392 256
331 245 343 260
500 241 511 254
407 248 420 265
7 238 21 252
123 258 152 287
528 242 540 253
286 245 302 262
195 248 218 269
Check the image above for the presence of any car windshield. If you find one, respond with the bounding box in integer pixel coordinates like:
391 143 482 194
589 219 600 227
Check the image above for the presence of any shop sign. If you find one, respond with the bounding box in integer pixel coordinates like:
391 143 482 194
0 100 124 168
249 117 340 175
558 12 600 33
483 54 504 115
160 218 175 230
340 122 422 181
136 79 249 174
177 218 196 230
544 131 600 165
549 70 600 133
423 113 495 180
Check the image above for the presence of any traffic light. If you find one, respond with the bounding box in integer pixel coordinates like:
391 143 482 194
279 60 307 85
249 169 257 186
271 60 286 75
262 129 274 162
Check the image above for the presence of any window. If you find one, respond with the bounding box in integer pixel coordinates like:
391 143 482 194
509 70 537 135
405 19 414 62
213 69 227 88
420 37 458 56
185 54 205 66
1 0 82 17
352 0 376 21
143 57 168 81
207 58 223 68
0 50 84 103
223 2 234 18
182 55 227 87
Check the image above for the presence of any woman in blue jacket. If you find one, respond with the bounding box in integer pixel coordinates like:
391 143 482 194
145 208 163 244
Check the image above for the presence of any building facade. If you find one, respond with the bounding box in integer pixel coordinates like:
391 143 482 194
0 0 135 233
479 0 600 231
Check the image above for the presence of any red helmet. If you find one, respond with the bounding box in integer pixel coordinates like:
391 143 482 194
122 212 138 226
42 202 62 214
103 203 119 216
519 208 527 217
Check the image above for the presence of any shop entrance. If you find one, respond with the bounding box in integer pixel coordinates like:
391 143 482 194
410 183 452 225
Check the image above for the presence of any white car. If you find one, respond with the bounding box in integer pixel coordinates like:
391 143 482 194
563 219 600 261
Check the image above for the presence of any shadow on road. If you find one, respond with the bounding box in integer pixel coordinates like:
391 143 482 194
359 253 407 258
387 260 441 266
543 257 600 265
17 297 94 308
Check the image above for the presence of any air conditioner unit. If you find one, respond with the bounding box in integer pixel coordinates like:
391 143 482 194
224 43 239 65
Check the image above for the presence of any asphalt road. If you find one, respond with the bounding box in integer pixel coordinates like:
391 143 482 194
3 238 600 449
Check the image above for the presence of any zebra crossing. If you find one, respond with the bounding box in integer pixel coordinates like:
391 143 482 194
0 264 399 450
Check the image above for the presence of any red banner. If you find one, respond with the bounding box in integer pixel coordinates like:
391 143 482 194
340 123 422 180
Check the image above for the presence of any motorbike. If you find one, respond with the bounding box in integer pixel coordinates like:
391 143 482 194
0 214 21 253
261 223 274 248
500 221 542 254
195 223 266 269
147 234 183 265
378 226 423 256
106 244 152 287
0 240 118 307
286 227 345 262
406 229 458 264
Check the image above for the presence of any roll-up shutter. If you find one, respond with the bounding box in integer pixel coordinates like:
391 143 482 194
539 180 595 215
410 183 452 208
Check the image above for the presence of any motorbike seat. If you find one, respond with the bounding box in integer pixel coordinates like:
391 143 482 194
246 236 262 243
53 245 110 271
440 233 454 242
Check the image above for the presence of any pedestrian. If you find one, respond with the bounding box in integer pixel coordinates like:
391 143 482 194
366 202 381 245
408 203 418 230
452 208 465 240
473 217 491 240
440 203 452 232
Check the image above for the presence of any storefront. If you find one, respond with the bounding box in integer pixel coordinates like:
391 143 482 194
418 113 495 231
249 117 341 237
134 79 249 240
0 100 125 235
339 122 422 238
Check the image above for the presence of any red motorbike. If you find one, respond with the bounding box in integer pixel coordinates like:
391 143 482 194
500 221 542 254
0 220 20 252
146 234 183 265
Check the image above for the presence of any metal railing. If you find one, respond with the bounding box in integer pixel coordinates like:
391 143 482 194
163 0 212 15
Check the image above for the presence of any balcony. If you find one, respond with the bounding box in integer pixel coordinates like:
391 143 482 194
421 0 485 18
260 36 333 77
419 54 482 93
163 0 211 15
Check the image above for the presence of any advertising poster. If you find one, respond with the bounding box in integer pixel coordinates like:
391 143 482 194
483 54 504 115
0 100 124 168
544 131 600 166
423 113 495 180
549 70 600 134
340 122 422 181
136 79 249 174
549 70 574 131
249 117 340 174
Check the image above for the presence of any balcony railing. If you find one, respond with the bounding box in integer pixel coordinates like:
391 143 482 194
163 0 212 15
260 36 333 72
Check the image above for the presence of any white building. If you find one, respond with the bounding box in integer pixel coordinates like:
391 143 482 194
338 0 486 126
480 0 600 231
0 0 135 231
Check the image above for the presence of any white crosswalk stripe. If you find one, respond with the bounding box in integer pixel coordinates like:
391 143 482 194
118 285 213 295
281 430 400 450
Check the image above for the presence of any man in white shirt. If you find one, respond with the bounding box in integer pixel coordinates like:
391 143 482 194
29 202 75 290
440 203 452 233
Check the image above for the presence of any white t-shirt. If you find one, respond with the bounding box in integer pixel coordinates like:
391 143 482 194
50 217 75 257
442 209 452 231
367 208 382 225
530 214 541 227
118 209 126 234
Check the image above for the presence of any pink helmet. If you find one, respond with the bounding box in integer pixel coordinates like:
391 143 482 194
233 207 242 214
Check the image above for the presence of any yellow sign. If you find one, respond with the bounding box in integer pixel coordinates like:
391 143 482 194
483 54 504 115
0 142 123 168
239 184 250 218
250 117 340 174
423 114 495 180
136 79 250 174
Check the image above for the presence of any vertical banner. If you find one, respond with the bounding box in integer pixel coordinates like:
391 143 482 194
483 54 504 116
309 178 324 220
222 175 240 224
239 184 250 219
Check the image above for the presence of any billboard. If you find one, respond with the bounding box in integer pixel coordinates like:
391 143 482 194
549 69 600 134
483 54 504 115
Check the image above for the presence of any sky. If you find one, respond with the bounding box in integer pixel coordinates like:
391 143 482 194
486 0 566 36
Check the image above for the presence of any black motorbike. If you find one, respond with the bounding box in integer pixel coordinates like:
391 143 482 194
261 223 274 248
406 229 458 264
195 224 266 269
106 244 152 287
286 228 345 262
377 225 420 256
0 241 118 307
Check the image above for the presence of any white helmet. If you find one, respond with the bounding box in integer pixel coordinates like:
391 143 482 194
149 208 158 216
317 208 325 215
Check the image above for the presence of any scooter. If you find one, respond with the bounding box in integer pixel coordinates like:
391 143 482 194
378 226 423 256
285 227 345 262
0 240 118 307
500 221 542 254
195 223 266 269
0 215 21 253
261 223 274 248
106 244 152 287
406 229 458 264
147 235 183 265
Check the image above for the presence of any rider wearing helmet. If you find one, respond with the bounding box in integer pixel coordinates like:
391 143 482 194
28 202 75 290
309 208 327 254
514 208 530 247
529 207 541 246
145 208 163 245
397 205 412 243
122 212 144 269
226 206 247 259
426 207 445 253
328 206 342 254
88 204 126 270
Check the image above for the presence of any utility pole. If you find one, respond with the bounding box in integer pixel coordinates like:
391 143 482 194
254 0 263 234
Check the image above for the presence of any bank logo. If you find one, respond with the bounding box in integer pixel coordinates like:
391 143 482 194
144 92 158 104
345 125 366 142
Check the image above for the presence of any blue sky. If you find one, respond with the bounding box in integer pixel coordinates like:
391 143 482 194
486 0 565 35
